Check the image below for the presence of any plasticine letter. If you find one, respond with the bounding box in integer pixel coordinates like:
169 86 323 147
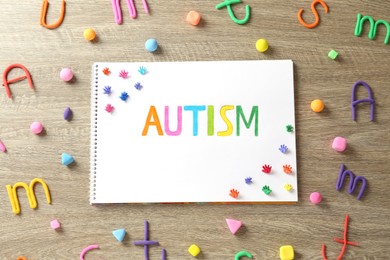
142 106 164 136
217 105 234 136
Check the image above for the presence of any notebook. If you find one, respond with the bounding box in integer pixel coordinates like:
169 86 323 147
90 60 297 204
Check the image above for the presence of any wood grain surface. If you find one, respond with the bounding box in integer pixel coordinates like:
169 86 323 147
0 0 389 259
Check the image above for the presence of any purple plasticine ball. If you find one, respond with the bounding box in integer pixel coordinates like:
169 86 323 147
60 68 74 82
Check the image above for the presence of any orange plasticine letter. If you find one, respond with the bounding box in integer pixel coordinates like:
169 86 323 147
40 0 66 29
142 106 164 136
297 0 329 29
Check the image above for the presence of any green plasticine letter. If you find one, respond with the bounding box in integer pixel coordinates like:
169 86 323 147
354 13 389 44
215 0 251 25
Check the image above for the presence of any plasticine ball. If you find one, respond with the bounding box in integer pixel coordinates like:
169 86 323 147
311 99 324 113
332 136 347 152
186 11 201 26
145 38 158 52
60 68 74 82
188 244 201 257
84 28 96 41
30 121 43 134
310 192 322 204
256 39 269 52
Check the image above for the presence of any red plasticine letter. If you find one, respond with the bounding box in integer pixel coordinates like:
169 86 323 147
297 0 329 29
322 214 359 260
142 106 164 136
2 64 34 98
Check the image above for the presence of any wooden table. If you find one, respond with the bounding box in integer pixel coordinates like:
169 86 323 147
0 0 389 259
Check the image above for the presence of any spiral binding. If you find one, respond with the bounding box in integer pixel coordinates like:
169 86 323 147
90 63 99 203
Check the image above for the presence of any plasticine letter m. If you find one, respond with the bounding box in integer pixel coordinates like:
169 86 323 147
354 13 390 44
6 178 51 215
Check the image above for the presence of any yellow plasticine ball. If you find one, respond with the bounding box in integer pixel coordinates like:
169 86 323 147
188 244 201 257
280 245 294 260
256 39 269 52
311 99 324 112
84 28 96 41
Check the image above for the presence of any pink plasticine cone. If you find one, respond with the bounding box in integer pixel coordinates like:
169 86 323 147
0 139 6 152
226 218 242 235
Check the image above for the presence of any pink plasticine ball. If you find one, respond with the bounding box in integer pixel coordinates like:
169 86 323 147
310 192 322 204
30 121 43 134
60 68 74 82
332 136 347 152
50 219 61 230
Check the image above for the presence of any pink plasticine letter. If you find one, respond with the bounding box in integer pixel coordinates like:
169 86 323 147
164 106 182 136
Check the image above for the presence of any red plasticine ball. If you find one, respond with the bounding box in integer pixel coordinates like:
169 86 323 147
310 192 322 204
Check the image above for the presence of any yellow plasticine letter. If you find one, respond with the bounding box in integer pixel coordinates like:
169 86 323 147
29 178 52 209
6 179 51 215
142 106 164 136
6 182 32 215
6 185 19 214
217 105 234 136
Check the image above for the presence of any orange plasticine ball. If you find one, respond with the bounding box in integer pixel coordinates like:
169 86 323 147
311 99 324 112
84 28 96 41
186 11 201 26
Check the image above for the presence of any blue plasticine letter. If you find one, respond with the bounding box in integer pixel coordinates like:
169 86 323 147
184 106 206 136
